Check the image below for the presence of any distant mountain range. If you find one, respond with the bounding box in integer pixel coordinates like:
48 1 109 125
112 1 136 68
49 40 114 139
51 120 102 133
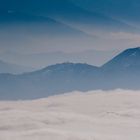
0 47 140 100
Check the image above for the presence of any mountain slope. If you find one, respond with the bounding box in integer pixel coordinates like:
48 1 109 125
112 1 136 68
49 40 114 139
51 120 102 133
0 63 100 100
102 47 140 71
100 47 140 89
0 48 140 100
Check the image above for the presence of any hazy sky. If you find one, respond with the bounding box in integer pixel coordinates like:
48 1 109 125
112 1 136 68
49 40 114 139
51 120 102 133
0 0 140 54
0 0 140 68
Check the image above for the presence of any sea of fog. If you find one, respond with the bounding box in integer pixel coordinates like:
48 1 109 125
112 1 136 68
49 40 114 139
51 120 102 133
0 89 140 140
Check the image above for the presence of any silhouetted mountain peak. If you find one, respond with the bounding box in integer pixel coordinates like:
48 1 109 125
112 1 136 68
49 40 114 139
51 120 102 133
1 47 140 100
33 62 99 76
102 47 140 70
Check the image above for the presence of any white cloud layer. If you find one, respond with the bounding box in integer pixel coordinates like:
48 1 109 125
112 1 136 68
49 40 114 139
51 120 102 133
0 89 140 140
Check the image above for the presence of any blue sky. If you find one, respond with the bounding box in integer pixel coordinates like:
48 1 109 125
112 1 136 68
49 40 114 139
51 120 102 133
0 0 140 66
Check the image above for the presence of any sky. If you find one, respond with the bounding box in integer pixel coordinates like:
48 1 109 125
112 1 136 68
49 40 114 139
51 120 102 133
0 0 140 67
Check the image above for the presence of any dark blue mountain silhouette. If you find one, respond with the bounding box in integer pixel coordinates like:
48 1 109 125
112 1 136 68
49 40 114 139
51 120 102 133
0 47 140 100
103 47 140 71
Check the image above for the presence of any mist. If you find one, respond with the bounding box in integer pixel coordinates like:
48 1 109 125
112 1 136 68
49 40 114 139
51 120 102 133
0 89 140 140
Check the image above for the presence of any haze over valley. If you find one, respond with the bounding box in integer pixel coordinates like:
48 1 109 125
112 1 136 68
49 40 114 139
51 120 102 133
0 1 140 140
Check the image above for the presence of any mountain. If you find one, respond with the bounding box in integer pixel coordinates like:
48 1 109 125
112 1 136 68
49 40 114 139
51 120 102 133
0 47 140 100
102 47 140 71
0 60 33 74
0 63 99 100
101 47 140 89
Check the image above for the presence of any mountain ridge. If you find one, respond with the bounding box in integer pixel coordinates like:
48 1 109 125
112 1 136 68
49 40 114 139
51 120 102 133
102 47 140 70
0 47 140 100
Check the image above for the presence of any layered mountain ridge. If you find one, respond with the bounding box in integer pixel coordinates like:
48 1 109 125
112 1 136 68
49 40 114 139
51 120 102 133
0 47 140 100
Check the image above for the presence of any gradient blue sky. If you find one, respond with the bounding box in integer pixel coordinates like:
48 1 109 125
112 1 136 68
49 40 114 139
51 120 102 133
0 0 140 52
0 0 140 67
